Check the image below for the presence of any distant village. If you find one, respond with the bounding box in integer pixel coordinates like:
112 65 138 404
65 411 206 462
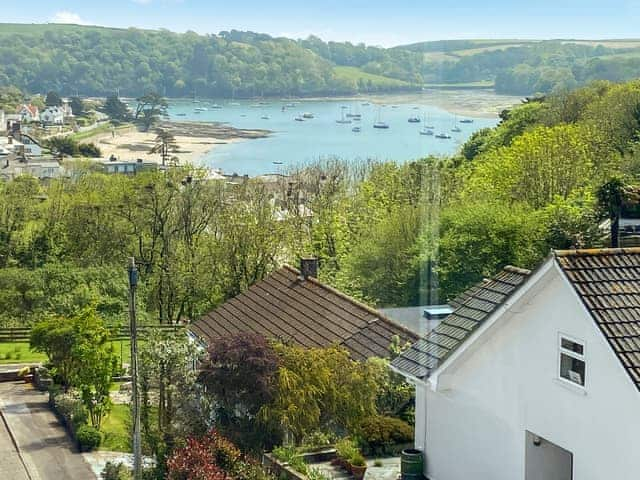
0 98 166 181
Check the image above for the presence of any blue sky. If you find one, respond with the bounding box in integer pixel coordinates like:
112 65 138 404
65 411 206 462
4 0 640 46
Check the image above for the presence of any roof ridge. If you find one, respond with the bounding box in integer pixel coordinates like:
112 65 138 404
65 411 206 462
555 247 640 257
503 265 532 275
282 264 419 340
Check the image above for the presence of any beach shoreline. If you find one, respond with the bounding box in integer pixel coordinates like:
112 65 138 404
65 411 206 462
81 122 269 166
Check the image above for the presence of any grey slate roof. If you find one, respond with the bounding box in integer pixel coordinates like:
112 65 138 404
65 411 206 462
555 248 640 390
391 266 531 380
190 266 418 361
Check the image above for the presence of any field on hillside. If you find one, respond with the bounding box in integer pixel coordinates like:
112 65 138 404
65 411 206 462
333 66 412 87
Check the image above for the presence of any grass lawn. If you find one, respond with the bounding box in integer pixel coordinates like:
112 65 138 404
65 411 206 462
333 66 412 88
100 404 131 452
0 339 136 366
69 122 134 142
0 343 47 364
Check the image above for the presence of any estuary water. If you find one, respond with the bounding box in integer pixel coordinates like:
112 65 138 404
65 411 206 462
166 95 500 176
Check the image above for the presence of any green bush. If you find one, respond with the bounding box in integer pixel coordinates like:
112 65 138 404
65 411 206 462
272 446 307 474
307 467 331 480
77 424 102 451
301 431 335 450
358 416 414 455
350 453 366 467
335 438 358 461
101 461 132 480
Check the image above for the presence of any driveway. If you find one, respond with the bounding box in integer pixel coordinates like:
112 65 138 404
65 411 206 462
0 381 96 479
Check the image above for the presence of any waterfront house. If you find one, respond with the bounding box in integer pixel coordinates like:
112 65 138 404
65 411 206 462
391 248 640 480
15 104 39 123
190 258 418 360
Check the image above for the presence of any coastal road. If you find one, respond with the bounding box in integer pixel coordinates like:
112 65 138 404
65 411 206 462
0 381 96 479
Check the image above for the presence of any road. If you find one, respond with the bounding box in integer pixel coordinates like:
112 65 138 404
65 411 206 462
0 381 96 479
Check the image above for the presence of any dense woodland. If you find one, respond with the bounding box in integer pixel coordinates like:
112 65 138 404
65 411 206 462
2 79 640 328
4 24 640 96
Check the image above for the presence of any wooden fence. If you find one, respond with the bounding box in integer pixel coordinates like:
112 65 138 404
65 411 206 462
0 324 182 343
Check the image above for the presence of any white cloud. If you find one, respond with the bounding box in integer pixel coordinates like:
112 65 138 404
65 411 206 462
50 11 90 25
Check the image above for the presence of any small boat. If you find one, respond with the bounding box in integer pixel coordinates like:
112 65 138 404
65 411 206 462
194 107 207 112
286 103 296 107
230 102 241 106
412 106 420 110
352 126 361 132
294 116 305 122
240 114 247 117
460 119 474 124
391 105 399 109
373 107 389 129
302 112 314 119
176 113 187 117
336 109 352 124
435 132 451 139
346 113 362 119
420 128 434 136
261 115 270 120
425 124 435 129
211 104 222 109
361 102 371 106
408 117 421 123
451 126 462 133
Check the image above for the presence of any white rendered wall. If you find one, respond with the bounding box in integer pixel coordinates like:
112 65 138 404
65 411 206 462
419 264 640 480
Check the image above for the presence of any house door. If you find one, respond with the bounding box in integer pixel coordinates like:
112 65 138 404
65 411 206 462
525 431 573 480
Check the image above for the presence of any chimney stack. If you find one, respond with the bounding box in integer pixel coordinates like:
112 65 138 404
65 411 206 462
300 257 318 280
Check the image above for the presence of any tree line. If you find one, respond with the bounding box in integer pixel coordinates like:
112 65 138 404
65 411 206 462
4 24 640 98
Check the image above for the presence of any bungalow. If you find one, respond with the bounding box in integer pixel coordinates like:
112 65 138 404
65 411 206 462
391 248 640 480
190 259 418 361
15 104 39 123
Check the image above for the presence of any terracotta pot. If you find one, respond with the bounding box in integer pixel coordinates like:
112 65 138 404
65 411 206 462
351 465 367 480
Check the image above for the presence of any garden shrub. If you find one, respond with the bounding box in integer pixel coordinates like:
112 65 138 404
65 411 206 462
101 461 132 480
335 438 358 462
77 424 102 451
358 416 414 455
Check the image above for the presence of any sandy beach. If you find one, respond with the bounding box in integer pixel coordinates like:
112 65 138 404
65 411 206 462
94 129 231 164
293 89 523 118
83 122 270 165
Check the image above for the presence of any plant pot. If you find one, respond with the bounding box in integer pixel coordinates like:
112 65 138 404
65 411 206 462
351 465 367 480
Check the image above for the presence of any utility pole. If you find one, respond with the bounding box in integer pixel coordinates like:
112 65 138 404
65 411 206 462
128 258 142 478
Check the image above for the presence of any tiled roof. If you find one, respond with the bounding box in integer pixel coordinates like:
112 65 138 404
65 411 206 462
391 266 531 380
555 248 640 390
190 266 418 361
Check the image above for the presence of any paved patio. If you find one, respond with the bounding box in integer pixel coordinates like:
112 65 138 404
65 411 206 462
311 457 401 480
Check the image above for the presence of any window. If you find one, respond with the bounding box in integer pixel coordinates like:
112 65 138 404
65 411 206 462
559 335 585 387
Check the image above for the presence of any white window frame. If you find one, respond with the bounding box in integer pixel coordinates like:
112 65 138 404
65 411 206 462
558 333 586 389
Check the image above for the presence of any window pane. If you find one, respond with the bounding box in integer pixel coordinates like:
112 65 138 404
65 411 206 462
560 353 585 386
561 338 584 355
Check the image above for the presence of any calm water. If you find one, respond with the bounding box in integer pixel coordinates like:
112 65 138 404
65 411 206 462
166 97 498 176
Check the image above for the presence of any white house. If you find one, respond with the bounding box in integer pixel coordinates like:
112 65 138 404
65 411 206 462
40 106 65 125
15 104 39 123
391 248 640 480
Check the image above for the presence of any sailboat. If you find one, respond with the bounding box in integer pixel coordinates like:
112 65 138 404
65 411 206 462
460 118 474 124
435 132 451 139
408 116 421 123
346 105 362 120
373 108 389 129
451 115 462 132
420 113 433 135
336 108 352 124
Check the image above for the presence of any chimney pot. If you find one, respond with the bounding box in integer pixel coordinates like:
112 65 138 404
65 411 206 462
300 257 318 280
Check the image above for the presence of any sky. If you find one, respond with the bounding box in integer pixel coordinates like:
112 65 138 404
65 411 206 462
3 0 640 47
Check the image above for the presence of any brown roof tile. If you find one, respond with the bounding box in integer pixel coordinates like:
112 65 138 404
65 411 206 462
391 266 531 380
190 266 418 360
555 247 640 391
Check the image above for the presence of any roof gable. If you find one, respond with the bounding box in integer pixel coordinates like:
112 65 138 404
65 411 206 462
190 266 418 360
555 248 640 390
391 266 531 380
